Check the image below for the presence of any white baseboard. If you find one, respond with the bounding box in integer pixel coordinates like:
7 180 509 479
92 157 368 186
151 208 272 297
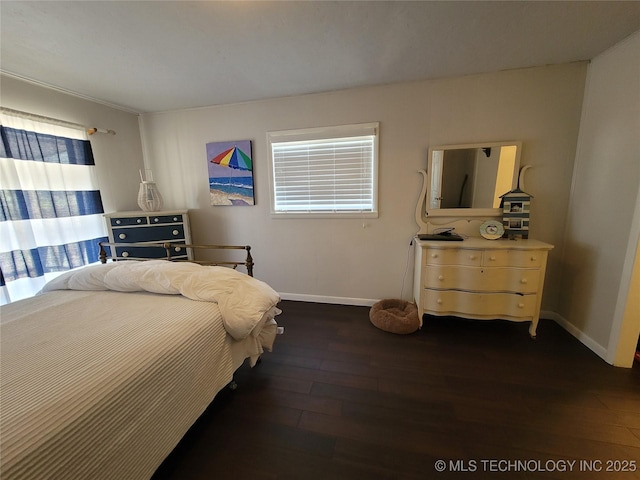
273 300 613 364
541 310 609 363
278 292 379 307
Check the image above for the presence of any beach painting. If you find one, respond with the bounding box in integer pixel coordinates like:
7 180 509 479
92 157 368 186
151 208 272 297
206 139 255 206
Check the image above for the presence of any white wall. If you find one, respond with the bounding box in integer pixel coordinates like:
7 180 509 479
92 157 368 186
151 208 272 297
1 74 145 213
140 63 587 307
559 31 640 366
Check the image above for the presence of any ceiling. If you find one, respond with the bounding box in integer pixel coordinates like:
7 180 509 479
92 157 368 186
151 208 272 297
1 1 639 114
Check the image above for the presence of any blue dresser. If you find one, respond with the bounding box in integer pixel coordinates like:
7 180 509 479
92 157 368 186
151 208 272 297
104 210 192 260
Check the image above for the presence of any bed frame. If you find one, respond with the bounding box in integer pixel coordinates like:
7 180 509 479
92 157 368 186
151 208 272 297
98 241 254 276
2 245 280 480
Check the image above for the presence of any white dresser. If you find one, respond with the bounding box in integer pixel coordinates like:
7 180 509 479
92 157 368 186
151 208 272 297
413 237 554 337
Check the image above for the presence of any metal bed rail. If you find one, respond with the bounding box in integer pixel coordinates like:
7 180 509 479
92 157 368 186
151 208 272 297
98 241 254 277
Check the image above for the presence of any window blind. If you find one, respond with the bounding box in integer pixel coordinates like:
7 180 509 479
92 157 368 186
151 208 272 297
269 123 378 216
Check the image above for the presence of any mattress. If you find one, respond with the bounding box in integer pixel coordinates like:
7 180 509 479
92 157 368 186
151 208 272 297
1 288 277 480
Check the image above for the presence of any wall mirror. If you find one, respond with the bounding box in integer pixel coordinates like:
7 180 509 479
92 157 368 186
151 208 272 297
421 141 521 218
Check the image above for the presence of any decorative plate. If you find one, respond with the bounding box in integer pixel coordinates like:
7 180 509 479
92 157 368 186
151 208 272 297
480 220 505 240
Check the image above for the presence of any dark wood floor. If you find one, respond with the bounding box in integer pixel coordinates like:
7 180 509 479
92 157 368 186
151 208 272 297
153 301 640 480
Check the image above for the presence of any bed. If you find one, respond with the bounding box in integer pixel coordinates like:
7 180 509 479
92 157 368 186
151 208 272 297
0 244 280 480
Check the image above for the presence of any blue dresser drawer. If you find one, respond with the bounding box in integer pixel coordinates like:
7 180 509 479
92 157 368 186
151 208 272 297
110 216 148 226
115 242 188 260
112 224 185 243
147 214 183 225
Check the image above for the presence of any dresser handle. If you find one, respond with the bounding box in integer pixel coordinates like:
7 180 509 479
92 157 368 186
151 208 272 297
122 252 129 258
154 217 160 223
438 275 445 281
137 219 142 223
489 256 496 261
172 230 179 236
431 253 438 258
436 299 443 304
115 220 121 225
469 255 477 260
520 278 528 284
174 247 182 252
518 303 525 308
530 256 537 262
118 233 126 240
173 217 178 221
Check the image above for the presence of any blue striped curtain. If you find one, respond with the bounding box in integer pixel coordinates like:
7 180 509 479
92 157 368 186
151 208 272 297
0 113 108 304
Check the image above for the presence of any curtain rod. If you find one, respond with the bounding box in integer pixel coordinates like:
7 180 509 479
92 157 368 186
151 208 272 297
0 107 116 136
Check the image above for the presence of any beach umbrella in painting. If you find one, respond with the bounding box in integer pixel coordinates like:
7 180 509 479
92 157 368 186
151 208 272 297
210 146 252 171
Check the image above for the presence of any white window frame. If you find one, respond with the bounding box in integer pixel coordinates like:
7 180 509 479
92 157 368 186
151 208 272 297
267 122 379 218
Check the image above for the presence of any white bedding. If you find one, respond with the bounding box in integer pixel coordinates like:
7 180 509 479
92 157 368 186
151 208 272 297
41 260 281 340
1 264 280 480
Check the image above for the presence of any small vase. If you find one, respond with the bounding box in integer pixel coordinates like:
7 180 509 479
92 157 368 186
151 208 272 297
137 181 163 212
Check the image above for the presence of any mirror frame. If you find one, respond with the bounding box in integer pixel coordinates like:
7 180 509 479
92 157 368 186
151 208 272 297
423 141 522 218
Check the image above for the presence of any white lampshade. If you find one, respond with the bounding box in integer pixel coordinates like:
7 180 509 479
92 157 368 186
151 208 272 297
137 181 163 212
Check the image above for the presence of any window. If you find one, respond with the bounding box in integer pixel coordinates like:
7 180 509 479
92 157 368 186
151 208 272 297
0 111 108 304
267 123 378 217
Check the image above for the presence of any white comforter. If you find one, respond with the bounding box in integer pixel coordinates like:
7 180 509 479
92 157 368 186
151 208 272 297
42 260 280 340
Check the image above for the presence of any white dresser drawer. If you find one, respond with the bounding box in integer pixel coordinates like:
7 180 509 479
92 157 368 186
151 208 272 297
483 249 544 268
423 289 537 318
424 248 482 267
423 265 540 294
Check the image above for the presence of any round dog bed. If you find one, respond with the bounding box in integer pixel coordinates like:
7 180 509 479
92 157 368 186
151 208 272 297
369 299 420 335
